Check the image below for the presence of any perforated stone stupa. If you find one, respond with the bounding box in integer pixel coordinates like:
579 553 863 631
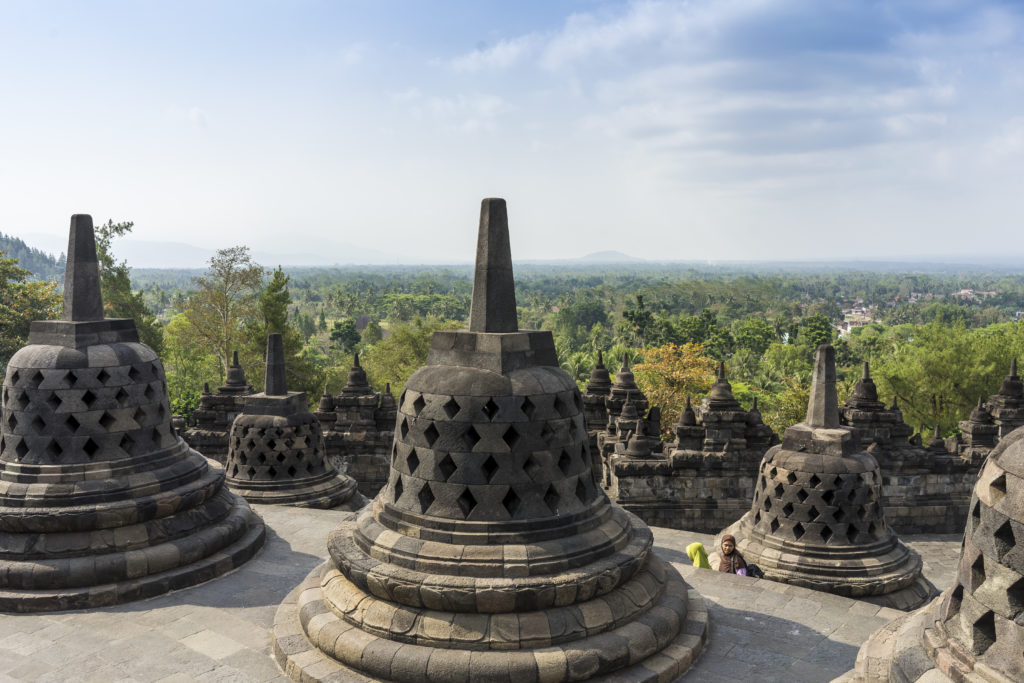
182 350 253 462
718 344 931 610
272 198 708 682
0 215 265 611
846 425 1024 682
224 334 366 510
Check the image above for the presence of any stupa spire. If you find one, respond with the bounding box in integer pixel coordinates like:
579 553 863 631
806 344 840 428
62 214 104 321
264 333 287 396
468 198 518 333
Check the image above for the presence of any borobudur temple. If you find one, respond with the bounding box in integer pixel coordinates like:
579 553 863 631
0 215 265 612
717 344 932 610
272 198 709 682
224 333 366 510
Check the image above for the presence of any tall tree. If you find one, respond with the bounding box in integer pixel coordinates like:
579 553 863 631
180 246 264 378
0 252 61 372
633 342 717 435
94 220 164 352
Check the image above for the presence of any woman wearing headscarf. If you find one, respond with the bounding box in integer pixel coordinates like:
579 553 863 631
685 542 711 569
718 534 748 575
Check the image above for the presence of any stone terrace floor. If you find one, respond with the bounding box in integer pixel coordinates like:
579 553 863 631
0 505 961 683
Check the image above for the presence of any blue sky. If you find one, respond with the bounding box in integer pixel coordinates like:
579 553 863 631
2 0 1024 264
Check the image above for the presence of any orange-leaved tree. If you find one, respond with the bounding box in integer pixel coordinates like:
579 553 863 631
633 342 716 438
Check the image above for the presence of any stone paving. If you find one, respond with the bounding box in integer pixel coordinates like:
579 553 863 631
0 505 961 682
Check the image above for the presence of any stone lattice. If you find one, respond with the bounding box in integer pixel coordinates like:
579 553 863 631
987 358 1024 438
182 350 253 462
0 215 265 611
718 344 931 610
272 198 707 682
846 425 1024 682
224 334 366 510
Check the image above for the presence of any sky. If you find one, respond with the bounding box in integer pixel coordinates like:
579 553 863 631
2 0 1024 265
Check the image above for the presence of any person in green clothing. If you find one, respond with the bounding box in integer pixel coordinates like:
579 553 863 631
685 541 711 569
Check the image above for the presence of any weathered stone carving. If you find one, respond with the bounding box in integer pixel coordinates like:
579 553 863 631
0 215 265 611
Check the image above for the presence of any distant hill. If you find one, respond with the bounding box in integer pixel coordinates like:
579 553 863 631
0 232 64 280
578 250 645 263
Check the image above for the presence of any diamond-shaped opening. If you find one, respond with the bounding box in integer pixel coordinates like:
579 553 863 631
521 397 535 418
822 490 835 505
98 412 116 431
554 394 569 417
821 526 833 543
786 472 797 485
9 370 19 385
65 415 80 433
29 370 44 387
267 438 277 451
424 423 440 447
15 391 30 411
412 394 426 416
482 398 499 421
457 487 477 518
797 489 808 503
257 453 267 464
808 505 820 521
482 454 499 482
462 426 480 451
754 511 762 524
247 466 257 479
944 583 964 621
151 426 162 445
544 485 560 514
144 384 155 401
575 477 588 503
770 467 778 478
1006 576 1024 614
792 522 805 540
774 483 784 498
763 498 772 511
45 393 62 412
81 389 97 408
994 520 1016 560
399 390 407 406
438 453 457 480
288 465 297 478
45 439 62 459
832 475 843 488
231 464 239 477
847 488 857 502
760 475 766 488
524 454 543 481
991 472 1007 497
782 502 794 516
834 508 847 523
971 500 982 533
807 474 820 488
15 440 29 460
770 518 780 533
540 423 555 445
156 404 166 419
847 525 859 543
558 449 572 476
970 610 996 656
97 369 110 384
119 433 134 454
502 425 521 451
407 449 420 474
267 466 277 478
443 397 460 419
6 413 16 431
394 476 404 502
858 505 871 521
128 366 141 382
868 521 878 536
31 415 46 433
83 438 99 459
971 554 986 591
400 417 409 439
115 387 129 403
503 488 521 517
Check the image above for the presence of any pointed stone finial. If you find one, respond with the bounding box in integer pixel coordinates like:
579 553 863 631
862 361 870 380
354 352 361 368
1012 358 1018 377
891 396 899 411
264 333 287 396
934 424 941 438
203 382 211 394
322 383 331 397
621 353 630 371
468 198 518 333
718 361 726 379
597 350 604 367
62 214 104 321
232 350 240 367
384 382 392 395
752 397 759 410
806 344 840 428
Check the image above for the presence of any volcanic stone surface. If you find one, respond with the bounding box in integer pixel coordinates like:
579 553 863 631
272 198 708 682
844 420 1024 682
0 214 265 612
717 345 932 611
224 334 366 511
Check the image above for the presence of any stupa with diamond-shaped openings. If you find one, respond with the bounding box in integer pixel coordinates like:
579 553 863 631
0 215 265 611
224 333 366 510
717 344 931 610
271 198 708 682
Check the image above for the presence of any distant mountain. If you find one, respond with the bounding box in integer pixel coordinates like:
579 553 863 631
577 250 645 263
0 232 64 280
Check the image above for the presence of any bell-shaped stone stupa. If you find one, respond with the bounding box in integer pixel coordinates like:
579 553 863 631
272 198 708 682
717 344 931 610
846 424 1024 681
0 215 265 611
224 334 366 510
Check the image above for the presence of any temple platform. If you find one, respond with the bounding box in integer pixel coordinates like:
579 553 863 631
0 505 960 682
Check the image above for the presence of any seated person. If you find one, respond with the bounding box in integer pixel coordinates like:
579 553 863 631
685 541 711 569
718 534 748 575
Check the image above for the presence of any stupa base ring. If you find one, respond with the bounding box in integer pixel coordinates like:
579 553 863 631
272 559 708 682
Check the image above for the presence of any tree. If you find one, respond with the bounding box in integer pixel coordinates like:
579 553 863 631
161 314 221 420
180 246 264 378
360 317 461 395
800 314 834 349
0 252 61 372
330 318 361 353
632 343 717 436
248 265 322 395
361 319 383 345
94 220 164 353
622 295 655 347
732 316 776 357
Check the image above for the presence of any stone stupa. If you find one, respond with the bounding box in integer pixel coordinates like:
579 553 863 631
845 423 1024 682
717 344 932 610
272 198 708 682
224 333 366 510
0 215 265 611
